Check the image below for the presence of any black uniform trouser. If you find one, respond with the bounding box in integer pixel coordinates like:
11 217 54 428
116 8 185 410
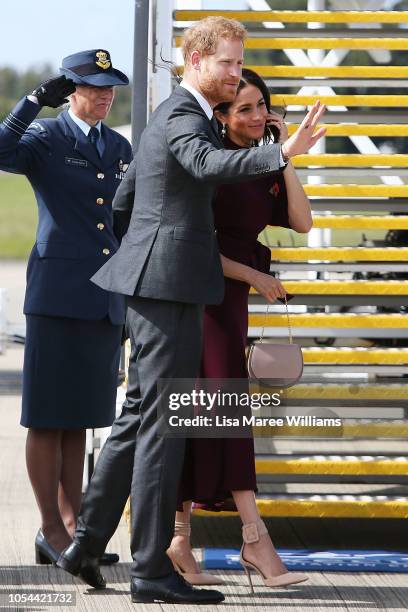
75 295 203 578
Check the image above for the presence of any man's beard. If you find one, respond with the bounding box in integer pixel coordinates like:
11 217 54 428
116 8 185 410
200 71 238 105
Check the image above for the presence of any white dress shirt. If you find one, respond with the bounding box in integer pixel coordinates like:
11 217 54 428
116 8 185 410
179 80 213 120
68 108 102 137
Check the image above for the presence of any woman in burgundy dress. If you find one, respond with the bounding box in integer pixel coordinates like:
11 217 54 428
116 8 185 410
167 70 313 587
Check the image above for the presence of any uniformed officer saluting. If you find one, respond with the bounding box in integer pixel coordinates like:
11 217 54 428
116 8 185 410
0 50 132 573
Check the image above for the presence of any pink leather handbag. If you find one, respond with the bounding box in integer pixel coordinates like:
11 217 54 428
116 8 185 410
247 295 303 388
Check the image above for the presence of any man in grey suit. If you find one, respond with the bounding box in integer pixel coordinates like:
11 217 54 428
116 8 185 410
57 17 326 604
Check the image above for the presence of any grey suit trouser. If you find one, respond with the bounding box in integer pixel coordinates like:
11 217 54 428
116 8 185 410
75 295 203 578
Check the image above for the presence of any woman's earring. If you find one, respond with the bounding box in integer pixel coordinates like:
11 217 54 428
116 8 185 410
221 124 227 139
266 125 274 141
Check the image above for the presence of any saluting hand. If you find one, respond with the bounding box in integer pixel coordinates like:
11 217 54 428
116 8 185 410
281 100 326 159
31 76 76 108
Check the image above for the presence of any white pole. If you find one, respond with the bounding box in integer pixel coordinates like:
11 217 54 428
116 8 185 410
132 0 150 150
151 0 175 110
307 0 328 253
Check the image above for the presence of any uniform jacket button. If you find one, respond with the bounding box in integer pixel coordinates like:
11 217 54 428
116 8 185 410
97 173 105 179
97 223 105 230
102 248 110 255
96 198 104 205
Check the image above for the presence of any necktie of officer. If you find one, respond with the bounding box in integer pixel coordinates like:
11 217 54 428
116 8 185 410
88 126 103 157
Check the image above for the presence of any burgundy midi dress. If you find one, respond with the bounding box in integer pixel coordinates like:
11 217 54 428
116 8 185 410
179 136 291 510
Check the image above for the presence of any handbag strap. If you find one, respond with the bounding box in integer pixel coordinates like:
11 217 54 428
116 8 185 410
259 294 293 345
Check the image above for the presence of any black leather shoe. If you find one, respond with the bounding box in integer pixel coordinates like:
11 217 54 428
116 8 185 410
35 529 59 565
99 552 119 565
56 542 106 590
130 572 225 604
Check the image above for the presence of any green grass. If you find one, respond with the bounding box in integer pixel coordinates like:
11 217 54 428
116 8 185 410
0 171 388 259
0 172 37 258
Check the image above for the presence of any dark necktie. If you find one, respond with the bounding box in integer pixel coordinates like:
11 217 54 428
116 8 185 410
210 116 220 139
88 126 102 156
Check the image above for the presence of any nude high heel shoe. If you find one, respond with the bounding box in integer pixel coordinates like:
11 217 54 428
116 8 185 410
167 521 224 586
240 519 308 592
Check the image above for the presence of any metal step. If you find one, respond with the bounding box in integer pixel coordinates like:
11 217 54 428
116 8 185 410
251 419 408 439
270 247 408 262
255 455 408 476
250 280 408 294
301 347 408 365
307 199 408 213
246 39 408 51
175 35 408 52
249 312 408 328
249 312 408 338
307 215 408 229
289 124 408 137
247 66 408 79
193 494 408 519
174 10 408 25
304 185 408 197
295 157 408 169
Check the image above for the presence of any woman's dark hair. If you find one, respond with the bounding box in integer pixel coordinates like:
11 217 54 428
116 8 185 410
214 68 279 144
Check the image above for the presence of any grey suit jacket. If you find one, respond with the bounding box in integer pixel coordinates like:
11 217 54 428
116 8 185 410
91 86 282 305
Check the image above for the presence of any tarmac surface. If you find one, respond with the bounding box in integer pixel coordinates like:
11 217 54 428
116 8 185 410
0 261 407 611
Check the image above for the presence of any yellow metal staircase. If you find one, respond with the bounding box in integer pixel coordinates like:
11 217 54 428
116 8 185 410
173 6 408 521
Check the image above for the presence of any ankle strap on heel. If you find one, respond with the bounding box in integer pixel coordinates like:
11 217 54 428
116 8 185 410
242 519 268 544
174 521 191 537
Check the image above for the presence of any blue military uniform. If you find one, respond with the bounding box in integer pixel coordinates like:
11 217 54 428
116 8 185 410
0 97 131 321
0 49 132 428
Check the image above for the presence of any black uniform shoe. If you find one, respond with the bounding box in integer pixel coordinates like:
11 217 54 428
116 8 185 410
130 572 225 604
35 529 118 566
99 552 120 565
35 529 59 565
56 542 106 589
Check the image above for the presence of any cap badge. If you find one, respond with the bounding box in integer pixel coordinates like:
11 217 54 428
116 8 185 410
95 51 111 70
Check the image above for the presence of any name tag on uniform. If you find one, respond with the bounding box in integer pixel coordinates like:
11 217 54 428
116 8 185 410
65 157 88 168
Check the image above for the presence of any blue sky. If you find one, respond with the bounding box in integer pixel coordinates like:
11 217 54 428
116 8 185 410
2 0 403 77
1 0 135 75
1 1 249 76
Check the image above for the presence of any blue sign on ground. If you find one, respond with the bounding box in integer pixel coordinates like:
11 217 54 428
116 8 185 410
203 549 408 573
